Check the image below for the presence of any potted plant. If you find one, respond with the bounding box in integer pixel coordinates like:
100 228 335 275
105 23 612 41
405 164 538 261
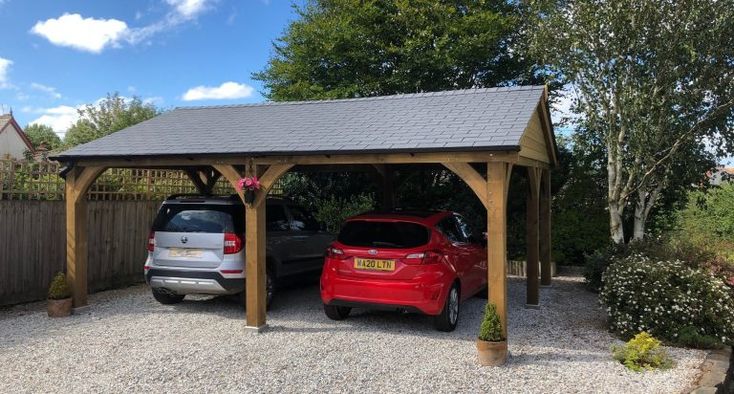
476 303 508 366
47 272 73 317
238 176 262 204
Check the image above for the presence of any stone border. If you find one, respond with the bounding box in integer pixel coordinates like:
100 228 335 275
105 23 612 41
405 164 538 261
690 346 732 394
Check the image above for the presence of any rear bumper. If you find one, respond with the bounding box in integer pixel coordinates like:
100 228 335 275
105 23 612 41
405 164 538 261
320 264 452 316
145 268 243 295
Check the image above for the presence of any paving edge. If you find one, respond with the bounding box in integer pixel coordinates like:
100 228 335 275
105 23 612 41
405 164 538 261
689 346 733 394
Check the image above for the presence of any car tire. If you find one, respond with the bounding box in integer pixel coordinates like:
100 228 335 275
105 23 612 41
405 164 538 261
239 271 275 310
434 283 460 332
323 304 351 320
152 288 184 304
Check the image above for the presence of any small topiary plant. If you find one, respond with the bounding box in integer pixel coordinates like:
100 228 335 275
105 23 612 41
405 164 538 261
612 332 674 372
48 272 71 300
478 303 504 342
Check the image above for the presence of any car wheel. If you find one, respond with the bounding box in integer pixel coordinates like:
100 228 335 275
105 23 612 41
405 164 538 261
152 288 184 305
434 283 460 332
323 304 351 320
239 271 275 310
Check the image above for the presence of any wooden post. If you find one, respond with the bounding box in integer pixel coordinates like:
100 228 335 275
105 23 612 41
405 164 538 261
372 164 395 210
526 167 541 307
487 161 511 338
244 185 267 330
213 163 292 331
65 165 104 308
540 168 552 286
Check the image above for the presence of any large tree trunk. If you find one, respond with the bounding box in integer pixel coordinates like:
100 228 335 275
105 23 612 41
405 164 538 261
631 184 663 242
609 201 625 244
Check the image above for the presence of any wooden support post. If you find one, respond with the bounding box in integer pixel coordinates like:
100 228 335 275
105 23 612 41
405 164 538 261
540 168 552 286
372 164 395 210
213 162 292 331
487 161 511 338
65 166 104 308
526 167 541 307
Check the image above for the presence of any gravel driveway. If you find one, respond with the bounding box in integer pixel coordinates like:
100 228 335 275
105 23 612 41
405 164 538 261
0 276 706 393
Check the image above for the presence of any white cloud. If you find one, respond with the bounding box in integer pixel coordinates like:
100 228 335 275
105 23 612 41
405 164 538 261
30 0 215 53
182 81 254 101
28 105 80 135
30 13 128 53
165 0 210 19
30 82 62 99
0 57 12 88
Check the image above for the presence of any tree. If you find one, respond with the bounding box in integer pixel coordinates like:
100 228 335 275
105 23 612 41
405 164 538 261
63 93 159 147
254 0 537 101
530 0 734 243
23 123 62 151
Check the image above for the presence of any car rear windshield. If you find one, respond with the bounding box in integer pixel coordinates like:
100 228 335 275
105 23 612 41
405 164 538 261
152 204 244 233
337 220 430 248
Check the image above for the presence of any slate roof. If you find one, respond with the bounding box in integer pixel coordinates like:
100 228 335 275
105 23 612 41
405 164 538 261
54 85 548 161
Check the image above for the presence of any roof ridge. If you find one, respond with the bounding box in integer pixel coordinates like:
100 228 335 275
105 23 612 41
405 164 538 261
175 85 545 110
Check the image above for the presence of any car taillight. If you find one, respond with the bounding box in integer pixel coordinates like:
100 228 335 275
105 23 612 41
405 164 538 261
326 247 348 259
223 232 243 254
404 251 443 265
147 232 155 252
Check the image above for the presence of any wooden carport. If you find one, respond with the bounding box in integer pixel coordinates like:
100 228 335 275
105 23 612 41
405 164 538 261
53 85 557 337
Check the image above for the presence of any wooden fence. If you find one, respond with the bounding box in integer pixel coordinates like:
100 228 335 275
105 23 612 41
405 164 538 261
0 200 161 306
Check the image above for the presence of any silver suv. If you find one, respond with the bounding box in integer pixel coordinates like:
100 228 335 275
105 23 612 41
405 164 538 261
144 194 333 306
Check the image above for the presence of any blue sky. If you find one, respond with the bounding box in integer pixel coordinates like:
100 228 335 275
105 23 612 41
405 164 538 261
0 0 301 136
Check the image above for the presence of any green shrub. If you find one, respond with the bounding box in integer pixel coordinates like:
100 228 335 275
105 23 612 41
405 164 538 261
676 326 724 350
313 194 375 234
600 254 734 347
612 332 674 372
478 303 504 342
48 272 71 300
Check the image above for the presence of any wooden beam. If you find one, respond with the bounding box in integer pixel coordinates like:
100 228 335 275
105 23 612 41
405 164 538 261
540 168 552 286
184 169 209 194
65 165 105 308
526 167 541 307
253 164 293 207
442 162 489 210
213 164 244 200
486 161 511 338
67 150 519 169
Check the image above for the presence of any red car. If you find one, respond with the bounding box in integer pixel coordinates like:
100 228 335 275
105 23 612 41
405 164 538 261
320 210 487 331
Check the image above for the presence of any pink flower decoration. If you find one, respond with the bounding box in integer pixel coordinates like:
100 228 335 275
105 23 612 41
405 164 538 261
237 176 261 191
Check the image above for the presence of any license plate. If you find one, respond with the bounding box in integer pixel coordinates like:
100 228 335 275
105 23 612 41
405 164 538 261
354 258 395 271
169 248 203 258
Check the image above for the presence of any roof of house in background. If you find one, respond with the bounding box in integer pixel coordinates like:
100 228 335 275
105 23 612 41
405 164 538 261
0 114 35 153
53 85 555 163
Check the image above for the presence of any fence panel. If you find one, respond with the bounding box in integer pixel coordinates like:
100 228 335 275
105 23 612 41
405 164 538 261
0 200 162 306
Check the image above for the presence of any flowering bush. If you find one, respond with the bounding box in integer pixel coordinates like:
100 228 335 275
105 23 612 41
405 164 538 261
612 332 673 372
237 176 261 191
600 254 734 347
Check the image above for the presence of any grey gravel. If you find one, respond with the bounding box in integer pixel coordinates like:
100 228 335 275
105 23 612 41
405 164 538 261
0 277 706 393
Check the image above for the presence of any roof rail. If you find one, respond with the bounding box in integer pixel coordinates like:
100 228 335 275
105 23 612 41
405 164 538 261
165 193 239 201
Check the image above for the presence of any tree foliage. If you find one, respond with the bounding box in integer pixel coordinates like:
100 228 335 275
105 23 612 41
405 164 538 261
675 183 734 262
529 0 734 243
255 0 537 101
23 123 62 151
63 93 159 147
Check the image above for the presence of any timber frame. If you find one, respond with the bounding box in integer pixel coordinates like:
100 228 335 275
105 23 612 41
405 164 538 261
58 86 557 339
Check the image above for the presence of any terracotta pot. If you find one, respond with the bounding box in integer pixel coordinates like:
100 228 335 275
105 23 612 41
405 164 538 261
47 298 73 318
476 339 508 366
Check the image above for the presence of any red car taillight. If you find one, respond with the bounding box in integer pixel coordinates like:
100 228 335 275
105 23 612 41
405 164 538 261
326 247 348 260
223 232 243 254
147 232 155 252
404 251 443 265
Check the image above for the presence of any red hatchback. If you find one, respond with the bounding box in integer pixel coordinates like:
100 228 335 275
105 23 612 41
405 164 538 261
320 210 487 331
